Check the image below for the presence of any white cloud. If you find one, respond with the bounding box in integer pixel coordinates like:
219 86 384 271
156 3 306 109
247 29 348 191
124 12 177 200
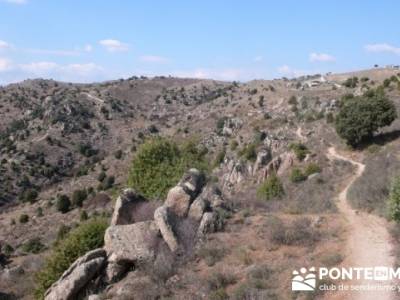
0 40 11 50
19 61 58 75
0 58 12 72
83 44 93 52
139 55 169 63
2 0 27 4
253 56 263 62
27 48 80 56
61 63 103 75
16 61 103 82
365 43 400 56
277 65 309 78
171 68 245 81
309 52 335 62
99 39 129 52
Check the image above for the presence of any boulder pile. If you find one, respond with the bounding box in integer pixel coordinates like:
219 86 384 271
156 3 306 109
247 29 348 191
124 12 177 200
45 168 226 300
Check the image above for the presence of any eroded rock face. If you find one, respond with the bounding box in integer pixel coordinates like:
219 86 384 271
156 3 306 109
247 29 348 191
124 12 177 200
110 188 146 225
178 168 205 197
104 221 159 265
188 197 206 222
198 212 216 237
253 148 272 175
104 221 160 283
45 168 226 298
164 186 191 218
154 206 178 252
44 248 106 300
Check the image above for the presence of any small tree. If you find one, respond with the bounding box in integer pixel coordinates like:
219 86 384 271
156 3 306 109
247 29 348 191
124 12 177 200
388 176 400 221
56 195 71 214
72 189 87 207
335 90 397 147
257 174 284 200
290 168 306 183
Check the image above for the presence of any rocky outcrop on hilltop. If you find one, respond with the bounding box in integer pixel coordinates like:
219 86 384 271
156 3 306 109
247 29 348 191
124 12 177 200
44 168 227 300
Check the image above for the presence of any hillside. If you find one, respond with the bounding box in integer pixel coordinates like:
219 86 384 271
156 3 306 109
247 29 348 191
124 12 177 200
1 68 400 300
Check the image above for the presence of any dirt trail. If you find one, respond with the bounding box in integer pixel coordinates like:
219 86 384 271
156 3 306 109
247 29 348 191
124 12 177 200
327 147 395 300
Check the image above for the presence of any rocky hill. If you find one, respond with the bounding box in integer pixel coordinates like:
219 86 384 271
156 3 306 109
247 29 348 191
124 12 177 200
1 68 400 299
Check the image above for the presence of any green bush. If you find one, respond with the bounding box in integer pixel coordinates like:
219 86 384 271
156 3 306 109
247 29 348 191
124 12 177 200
239 143 257 162
257 174 284 200
22 238 45 254
343 76 358 88
34 218 108 299
230 140 238 151
289 142 309 161
388 176 400 221
19 214 29 224
56 195 71 213
127 138 208 199
22 189 38 203
72 189 87 207
214 148 226 167
290 168 306 183
304 163 321 177
335 90 397 147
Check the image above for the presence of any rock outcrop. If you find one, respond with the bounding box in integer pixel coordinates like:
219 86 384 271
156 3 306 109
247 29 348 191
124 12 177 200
154 206 179 252
44 249 106 300
110 188 146 225
44 168 226 299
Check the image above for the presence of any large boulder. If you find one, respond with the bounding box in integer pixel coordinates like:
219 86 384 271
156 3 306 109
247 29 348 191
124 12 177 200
197 212 216 237
110 188 146 225
154 206 178 252
104 221 159 282
178 168 205 197
198 185 224 209
253 148 272 175
44 248 106 300
188 197 206 222
164 186 191 217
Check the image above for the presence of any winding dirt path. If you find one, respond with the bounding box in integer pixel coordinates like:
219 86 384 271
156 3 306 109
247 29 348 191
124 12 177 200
327 147 395 300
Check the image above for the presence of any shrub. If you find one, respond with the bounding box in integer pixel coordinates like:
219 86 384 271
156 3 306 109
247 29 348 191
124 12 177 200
97 171 106 182
114 149 123 159
289 142 309 161
230 140 238 151
290 168 306 183
22 189 38 203
72 189 87 207
304 163 321 177
239 143 257 162
56 195 71 213
34 218 108 299
19 214 29 224
22 238 45 254
388 176 400 222
36 207 44 217
209 289 229 300
197 243 226 266
343 76 358 88
80 210 89 221
257 174 284 200
288 95 297 105
335 90 397 146
3 244 14 256
214 148 226 167
207 271 237 291
267 216 319 246
128 138 208 199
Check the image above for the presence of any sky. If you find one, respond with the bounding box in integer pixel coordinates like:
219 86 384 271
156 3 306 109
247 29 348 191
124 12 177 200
0 0 399 84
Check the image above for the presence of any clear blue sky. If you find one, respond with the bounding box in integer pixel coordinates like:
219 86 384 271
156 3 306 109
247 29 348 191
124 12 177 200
0 0 399 84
